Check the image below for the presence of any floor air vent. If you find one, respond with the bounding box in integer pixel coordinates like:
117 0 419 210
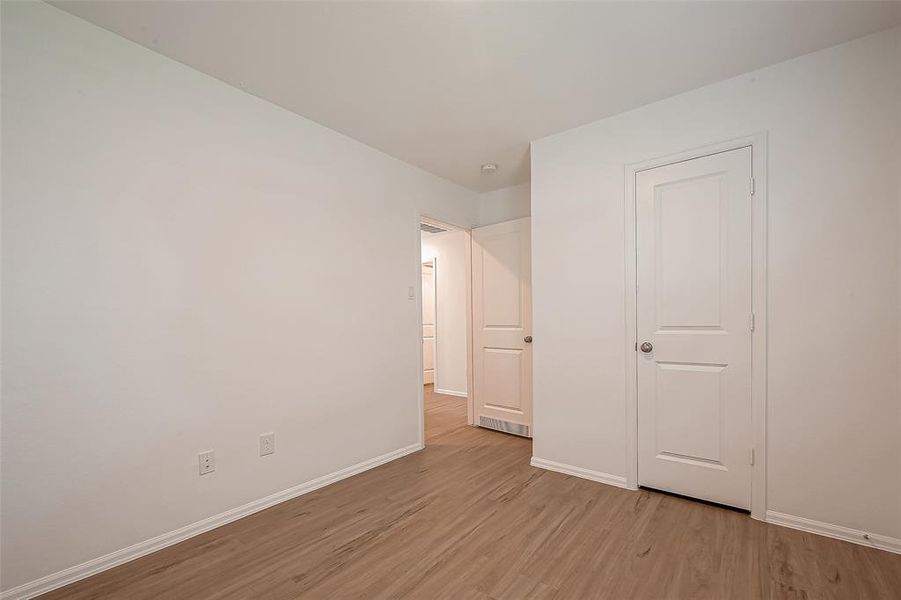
479 416 530 438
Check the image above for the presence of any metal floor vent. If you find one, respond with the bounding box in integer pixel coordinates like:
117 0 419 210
420 222 448 234
479 416 530 438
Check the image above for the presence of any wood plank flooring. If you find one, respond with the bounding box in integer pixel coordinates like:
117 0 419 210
42 385 901 599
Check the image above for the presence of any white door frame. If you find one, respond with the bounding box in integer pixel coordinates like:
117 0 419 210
416 215 475 449
623 133 768 520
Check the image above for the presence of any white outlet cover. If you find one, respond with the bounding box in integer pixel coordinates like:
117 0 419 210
260 432 275 456
199 450 215 476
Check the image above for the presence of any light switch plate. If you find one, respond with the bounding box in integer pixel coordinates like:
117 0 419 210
260 432 275 456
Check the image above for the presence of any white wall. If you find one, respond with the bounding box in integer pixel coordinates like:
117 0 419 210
477 182 531 226
531 27 901 540
421 231 468 395
0 3 479 592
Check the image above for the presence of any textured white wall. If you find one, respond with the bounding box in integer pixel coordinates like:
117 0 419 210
531 27 901 539
0 2 478 591
421 231 469 395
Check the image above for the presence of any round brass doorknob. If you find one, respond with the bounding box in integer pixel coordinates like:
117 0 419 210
524 336 533 343
640 341 653 353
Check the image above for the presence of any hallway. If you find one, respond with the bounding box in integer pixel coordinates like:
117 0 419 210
423 384 469 441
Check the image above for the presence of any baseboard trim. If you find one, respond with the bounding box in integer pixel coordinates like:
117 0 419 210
1 442 424 600
530 457 628 489
766 510 901 555
434 388 467 398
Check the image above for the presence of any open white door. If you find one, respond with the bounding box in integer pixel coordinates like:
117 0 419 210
636 147 753 510
472 217 532 437
421 262 435 385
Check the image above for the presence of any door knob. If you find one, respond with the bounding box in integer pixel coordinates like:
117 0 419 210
524 336 533 343
640 341 653 353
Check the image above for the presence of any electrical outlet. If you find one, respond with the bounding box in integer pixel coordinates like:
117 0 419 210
199 450 215 476
259 432 275 457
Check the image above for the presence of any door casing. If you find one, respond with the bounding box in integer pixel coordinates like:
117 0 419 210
624 133 768 520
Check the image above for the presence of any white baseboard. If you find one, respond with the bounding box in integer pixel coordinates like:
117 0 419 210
532 460 901 556
1 442 424 600
766 511 901 555
530 457 628 489
434 388 467 398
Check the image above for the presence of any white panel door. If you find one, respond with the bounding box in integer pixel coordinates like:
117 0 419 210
422 262 435 385
472 218 532 436
637 147 752 509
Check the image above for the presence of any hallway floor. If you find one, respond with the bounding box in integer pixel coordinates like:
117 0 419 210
42 386 901 599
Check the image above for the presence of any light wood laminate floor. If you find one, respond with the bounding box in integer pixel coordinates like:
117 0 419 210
42 385 901 599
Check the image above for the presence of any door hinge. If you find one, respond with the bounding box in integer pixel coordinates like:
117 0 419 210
748 312 755 332
749 447 756 466
750 177 756 196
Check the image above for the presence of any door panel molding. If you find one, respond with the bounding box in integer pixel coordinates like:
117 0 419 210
624 133 768 520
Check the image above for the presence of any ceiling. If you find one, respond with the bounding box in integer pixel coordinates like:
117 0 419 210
53 1 901 192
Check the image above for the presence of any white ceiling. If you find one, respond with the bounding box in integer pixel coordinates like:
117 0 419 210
53 1 901 192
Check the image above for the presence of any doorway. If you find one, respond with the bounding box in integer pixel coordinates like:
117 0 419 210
419 218 472 443
417 215 535 446
625 135 768 518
